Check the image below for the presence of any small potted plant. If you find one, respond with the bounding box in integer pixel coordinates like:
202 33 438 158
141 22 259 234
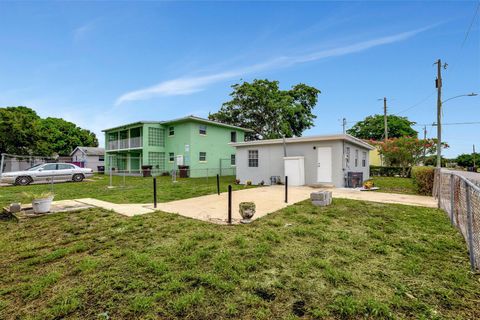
23 192 55 214
245 180 252 186
363 180 374 190
235 179 241 185
239 202 255 223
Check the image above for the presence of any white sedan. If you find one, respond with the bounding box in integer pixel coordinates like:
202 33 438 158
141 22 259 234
0 163 94 186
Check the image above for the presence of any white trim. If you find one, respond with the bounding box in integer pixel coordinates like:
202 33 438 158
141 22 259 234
231 134 374 150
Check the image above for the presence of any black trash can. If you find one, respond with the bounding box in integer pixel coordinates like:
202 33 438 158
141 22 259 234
97 166 105 174
142 165 153 177
178 165 189 178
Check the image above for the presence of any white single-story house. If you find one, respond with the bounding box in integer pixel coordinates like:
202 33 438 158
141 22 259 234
231 134 375 187
70 147 105 172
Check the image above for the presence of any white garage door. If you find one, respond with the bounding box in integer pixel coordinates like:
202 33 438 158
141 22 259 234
317 147 332 183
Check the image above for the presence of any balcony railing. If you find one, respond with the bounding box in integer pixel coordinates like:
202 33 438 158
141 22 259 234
107 137 143 150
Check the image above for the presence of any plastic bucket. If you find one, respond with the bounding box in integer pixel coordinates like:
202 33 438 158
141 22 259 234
32 197 54 214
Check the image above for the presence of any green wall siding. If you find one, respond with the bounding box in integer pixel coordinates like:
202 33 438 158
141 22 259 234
104 120 246 176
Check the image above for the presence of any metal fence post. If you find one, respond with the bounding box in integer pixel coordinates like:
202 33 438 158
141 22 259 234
437 169 441 209
465 182 476 270
450 174 455 225
228 185 232 224
216 174 220 195
0 153 5 175
153 177 157 209
285 176 288 203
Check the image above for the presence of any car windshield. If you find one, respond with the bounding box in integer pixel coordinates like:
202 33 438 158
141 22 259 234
27 164 43 171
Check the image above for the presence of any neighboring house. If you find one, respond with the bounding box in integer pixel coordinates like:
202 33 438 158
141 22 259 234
369 148 383 166
70 147 105 172
102 115 251 177
232 134 374 187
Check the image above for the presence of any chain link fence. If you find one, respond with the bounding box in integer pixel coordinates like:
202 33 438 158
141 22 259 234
434 169 480 271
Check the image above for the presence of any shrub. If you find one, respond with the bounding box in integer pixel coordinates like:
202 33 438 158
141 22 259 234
370 166 411 178
411 166 435 195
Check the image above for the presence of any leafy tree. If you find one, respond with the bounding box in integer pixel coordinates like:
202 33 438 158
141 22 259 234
0 106 42 155
209 79 320 140
347 115 417 140
456 153 479 168
36 117 98 156
371 137 448 175
0 106 98 156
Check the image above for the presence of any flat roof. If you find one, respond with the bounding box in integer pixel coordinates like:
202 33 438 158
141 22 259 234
102 115 252 132
230 134 375 150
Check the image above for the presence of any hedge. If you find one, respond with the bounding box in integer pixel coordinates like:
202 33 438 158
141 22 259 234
370 166 411 178
411 166 435 195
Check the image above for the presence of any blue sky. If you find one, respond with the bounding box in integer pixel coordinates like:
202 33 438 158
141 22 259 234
0 1 478 157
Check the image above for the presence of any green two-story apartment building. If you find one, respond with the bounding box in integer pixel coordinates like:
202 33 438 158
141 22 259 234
102 116 251 177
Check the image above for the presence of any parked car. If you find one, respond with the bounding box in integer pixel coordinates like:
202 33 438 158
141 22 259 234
0 163 94 186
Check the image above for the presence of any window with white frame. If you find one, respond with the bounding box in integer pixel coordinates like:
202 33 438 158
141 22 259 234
199 125 207 135
169 152 175 162
199 152 207 162
355 149 359 167
362 151 367 167
169 126 174 136
230 131 237 142
345 147 350 166
231 154 236 166
248 150 258 167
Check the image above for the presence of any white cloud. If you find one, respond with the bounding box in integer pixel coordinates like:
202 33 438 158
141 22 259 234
73 21 95 43
115 25 433 105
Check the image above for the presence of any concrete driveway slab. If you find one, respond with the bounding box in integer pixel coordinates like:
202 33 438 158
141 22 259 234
71 186 436 223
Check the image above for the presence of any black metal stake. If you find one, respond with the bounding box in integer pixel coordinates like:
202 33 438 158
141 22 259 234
285 176 288 203
153 177 157 208
216 174 220 195
228 185 232 224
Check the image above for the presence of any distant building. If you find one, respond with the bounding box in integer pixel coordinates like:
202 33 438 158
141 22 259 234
102 115 252 177
70 147 105 172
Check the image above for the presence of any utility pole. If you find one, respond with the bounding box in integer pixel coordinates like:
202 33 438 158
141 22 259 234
435 59 447 168
474 144 477 168
342 118 347 134
383 97 388 141
423 126 427 161
435 59 447 209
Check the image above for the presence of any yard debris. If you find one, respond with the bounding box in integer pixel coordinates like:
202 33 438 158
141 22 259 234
405 292 416 299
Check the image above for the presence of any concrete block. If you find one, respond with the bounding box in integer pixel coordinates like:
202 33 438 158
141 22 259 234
311 191 332 206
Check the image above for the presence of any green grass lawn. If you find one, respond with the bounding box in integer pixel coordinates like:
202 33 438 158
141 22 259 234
0 174 251 208
370 176 418 195
1 199 478 319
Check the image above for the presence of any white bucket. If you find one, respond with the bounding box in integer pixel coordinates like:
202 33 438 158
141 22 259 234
32 196 54 214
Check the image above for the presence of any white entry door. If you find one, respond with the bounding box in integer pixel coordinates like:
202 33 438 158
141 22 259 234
317 147 332 183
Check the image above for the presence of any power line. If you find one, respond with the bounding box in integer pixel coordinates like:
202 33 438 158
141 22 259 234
413 121 480 127
393 91 436 115
461 1 480 48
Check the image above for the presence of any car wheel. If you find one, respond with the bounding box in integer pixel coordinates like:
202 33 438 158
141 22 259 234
72 174 84 182
15 176 32 186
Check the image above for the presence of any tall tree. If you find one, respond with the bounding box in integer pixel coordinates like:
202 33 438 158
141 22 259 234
36 117 98 156
0 106 98 156
347 114 417 140
0 106 42 155
209 79 320 140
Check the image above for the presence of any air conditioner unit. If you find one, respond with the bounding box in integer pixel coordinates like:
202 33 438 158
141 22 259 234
346 172 363 188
